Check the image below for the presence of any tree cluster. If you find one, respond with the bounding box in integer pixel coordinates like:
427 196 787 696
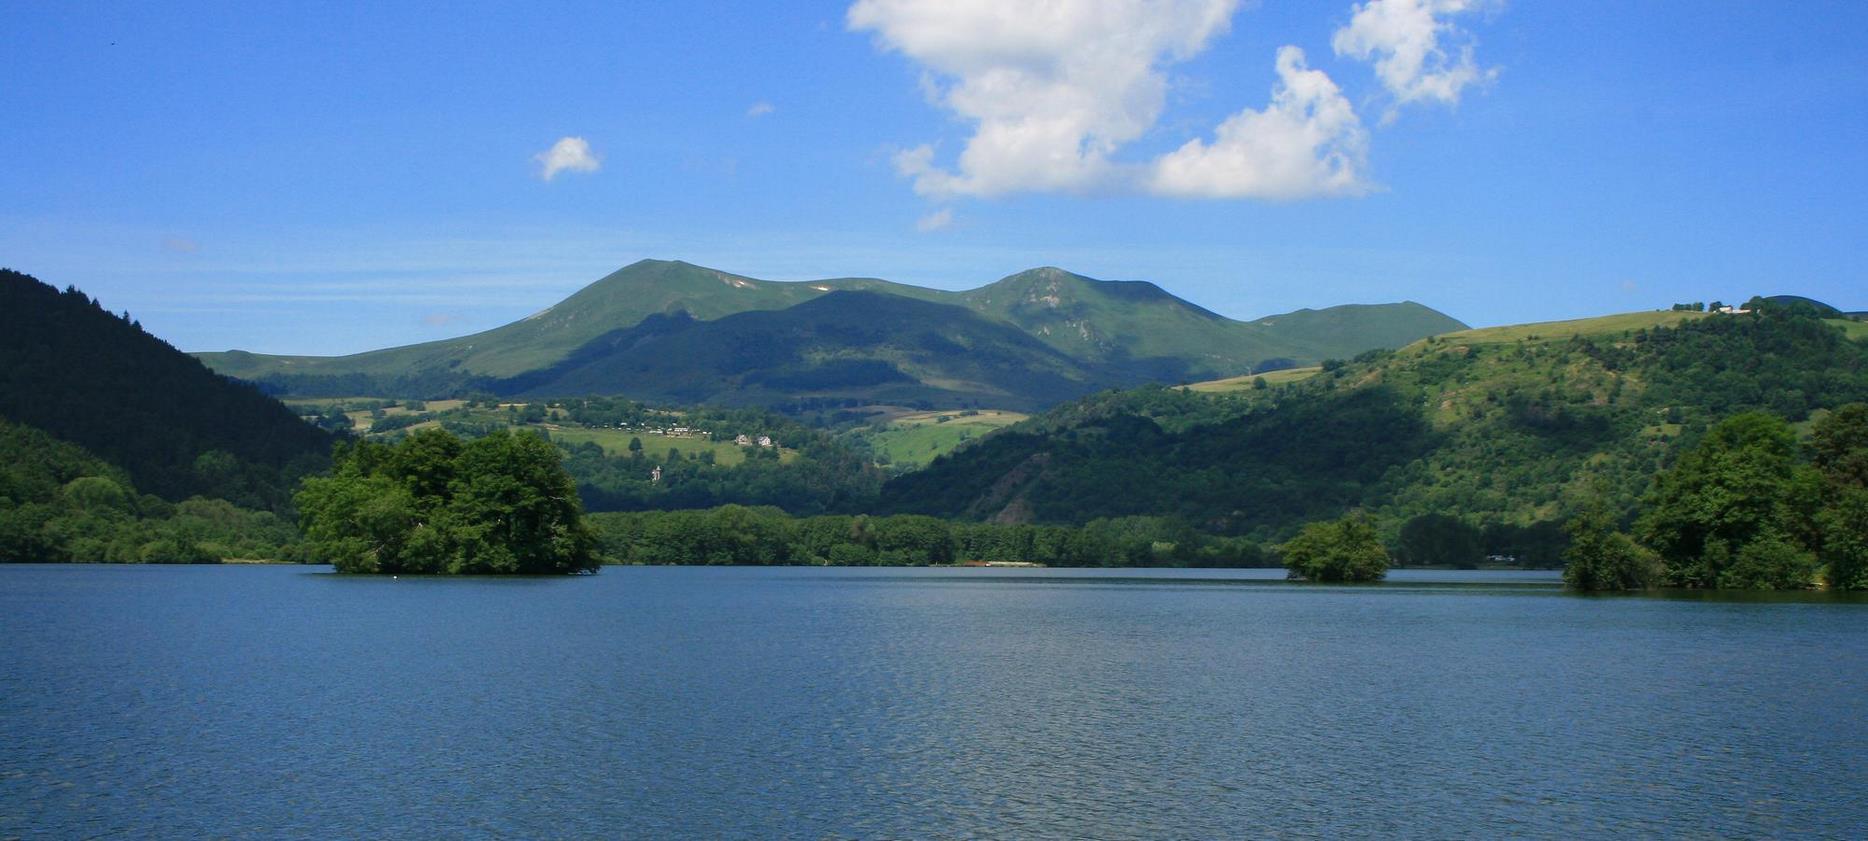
296 429 599 574
1279 513 1390 582
0 419 300 563
1568 405 1868 590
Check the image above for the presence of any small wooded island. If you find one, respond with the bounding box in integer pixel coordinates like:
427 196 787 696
296 429 600 574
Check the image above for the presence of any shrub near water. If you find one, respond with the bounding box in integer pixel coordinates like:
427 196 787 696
296 429 599 574
1280 514 1389 582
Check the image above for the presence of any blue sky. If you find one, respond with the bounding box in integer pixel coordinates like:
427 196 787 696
4 1 1864 355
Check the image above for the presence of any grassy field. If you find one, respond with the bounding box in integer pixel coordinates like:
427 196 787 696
543 427 787 465
1426 311 1711 347
1828 318 1868 342
1184 367 1323 393
859 409 1028 468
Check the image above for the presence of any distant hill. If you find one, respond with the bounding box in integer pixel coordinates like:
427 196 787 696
878 305 1868 552
0 269 330 509
197 259 1467 405
947 267 1463 380
499 291 1126 411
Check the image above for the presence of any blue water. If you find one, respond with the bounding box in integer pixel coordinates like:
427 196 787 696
2 565 1865 839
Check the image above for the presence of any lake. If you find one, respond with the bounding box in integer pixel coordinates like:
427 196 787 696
3 565 1865 839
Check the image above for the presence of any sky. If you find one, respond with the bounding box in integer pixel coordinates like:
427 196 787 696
3 1 1865 356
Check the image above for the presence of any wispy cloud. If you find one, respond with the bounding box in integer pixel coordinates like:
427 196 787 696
915 207 954 232
534 136 602 181
161 237 200 254
746 101 776 118
1332 0 1497 117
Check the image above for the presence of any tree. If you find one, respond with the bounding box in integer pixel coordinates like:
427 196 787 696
1562 503 1659 591
1812 403 1868 489
1811 405 1868 588
296 429 599 574
1637 412 1821 588
1396 513 1481 568
1280 514 1389 582
627 436 644 457
1818 489 1868 590
1718 533 1816 590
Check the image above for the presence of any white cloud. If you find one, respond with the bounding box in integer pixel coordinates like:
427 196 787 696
915 207 955 232
849 0 1240 198
747 101 776 118
1332 0 1496 110
1150 46 1369 199
851 1 1374 202
534 136 601 181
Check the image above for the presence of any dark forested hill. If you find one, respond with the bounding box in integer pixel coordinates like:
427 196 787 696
196 259 1465 404
500 291 1127 411
880 305 1868 552
0 269 329 509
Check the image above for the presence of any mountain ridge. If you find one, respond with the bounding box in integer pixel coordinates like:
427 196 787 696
197 258 1468 406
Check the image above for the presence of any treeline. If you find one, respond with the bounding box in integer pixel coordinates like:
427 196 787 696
1566 404 1868 590
0 269 331 510
0 419 303 563
588 506 1271 567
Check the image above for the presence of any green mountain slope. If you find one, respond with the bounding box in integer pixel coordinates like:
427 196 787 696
878 305 1868 548
202 260 926 382
953 267 1465 379
500 291 1124 411
197 259 1465 402
0 269 331 509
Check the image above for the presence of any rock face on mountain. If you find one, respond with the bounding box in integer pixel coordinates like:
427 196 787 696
197 259 1468 406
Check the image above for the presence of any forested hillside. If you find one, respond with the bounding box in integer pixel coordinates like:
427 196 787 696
0 269 331 510
0 419 301 562
881 302 1868 560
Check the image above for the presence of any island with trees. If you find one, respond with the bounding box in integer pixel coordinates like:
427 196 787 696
295 428 599 574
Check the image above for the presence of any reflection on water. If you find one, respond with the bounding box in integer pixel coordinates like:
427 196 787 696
2 564 1864 838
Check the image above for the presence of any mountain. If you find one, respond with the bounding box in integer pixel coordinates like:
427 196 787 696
197 259 1466 404
877 305 1868 552
0 269 331 509
950 267 1462 379
499 291 1126 411
203 260 933 383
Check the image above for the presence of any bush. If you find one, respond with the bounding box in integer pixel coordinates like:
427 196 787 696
1280 514 1389 582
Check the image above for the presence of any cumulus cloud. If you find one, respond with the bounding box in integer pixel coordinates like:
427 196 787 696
850 0 1240 198
1151 47 1369 199
850 0 1377 201
746 101 776 118
534 136 601 181
915 207 955 232
1331 0 1496 110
